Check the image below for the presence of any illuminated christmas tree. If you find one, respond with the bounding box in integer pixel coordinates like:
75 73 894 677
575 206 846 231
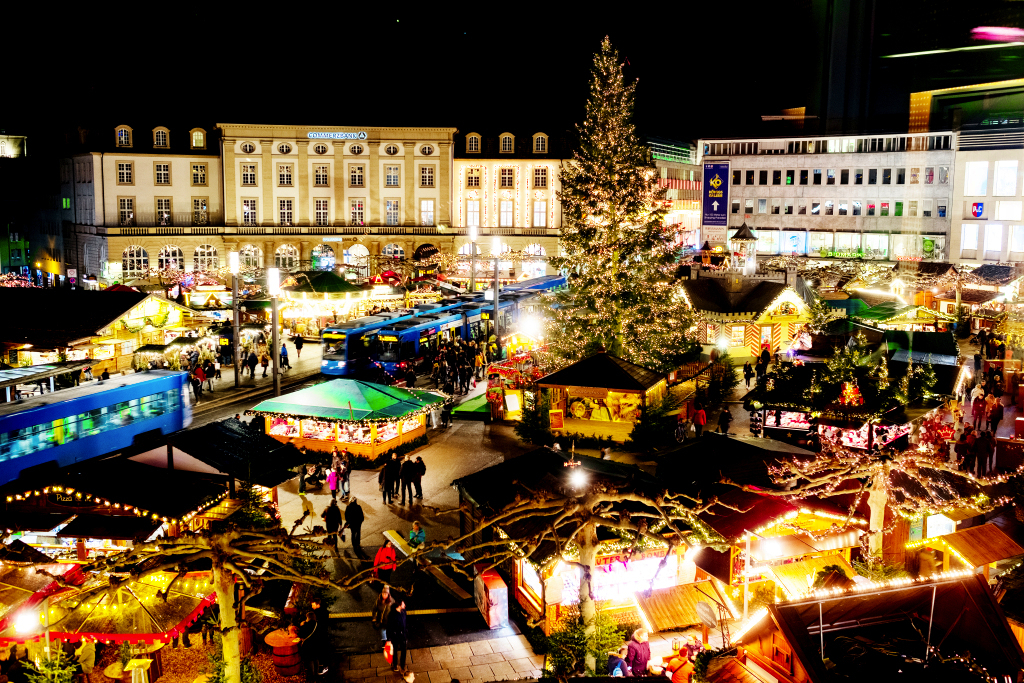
546 37 700 373
840 380 864 406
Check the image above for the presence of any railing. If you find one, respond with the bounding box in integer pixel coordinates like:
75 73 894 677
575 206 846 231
103 223 562 237
119 212 224 228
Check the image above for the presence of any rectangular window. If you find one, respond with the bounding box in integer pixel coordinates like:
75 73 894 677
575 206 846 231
350 165 364 186
938 204 947 218
908 201 917 217
192 163 207 185
786 170 794 185
882 169 891 185
922 199 933 217
938 166 949 184
771 198 781 214
278 164 292 186
420 166 434 187
386 199 400 226
827 169 836 185
534 167 548 188
840 169 849 185
924 167 934 184
910 167 920 184
242 199 258 225
730 326 744 346
996 201 1024 221
732 170 741 185
467 168 480 187
811 202 820 215
852 200 862 216
466 200 480 228
759 170 768 185
855 169 863 184
241 164 257 186
118 197 134 225
746 170 754 185
467 136 479 153
156 198 171 225
315 199 329 226
880 202 889 217
892 201 902 216
279 199 293 225
796 199 807 215
808 232 834 255
824 200 834 215
757 230 780 254
155 163 169 185
964 161 988 195
962 224 979 250
385 165 400 187
784 199 793 215
986 224 1003 255
731 200 740 214
868 169 877 185
117 162 133 184
350 199 364 225
864 233 888 259
314 165 329 186
500 200 513 227
813 169 822 185
193 197 208 224
835 232 861 254
533 200 547 227
994 160 1018 196
758 198 767 214
420 199 434 226
1011 225 1024 253
838 201 848 216
896 168 906 184
534 136 546 152
867 200 876 216
772 170 781 185
782 231 805 254
745 199 754 214
800 170 808 185
500 168 514 188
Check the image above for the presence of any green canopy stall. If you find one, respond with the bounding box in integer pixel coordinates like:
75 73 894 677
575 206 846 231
247 379 446 456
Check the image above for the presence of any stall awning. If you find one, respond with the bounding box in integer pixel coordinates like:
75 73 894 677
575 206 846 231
928 524 1024 567
750 529 862 562
634 580 734 632
0 512 74 533
537 353 664 392
768 554 856 598
56 514 161 541
690 547 732 584
249 379 445 421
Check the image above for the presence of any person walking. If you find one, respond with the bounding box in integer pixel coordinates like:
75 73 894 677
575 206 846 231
718 405 733 435
989 400 1005 433
294 335 304 358
387 600 409 673
743 361 754 389
972 393 986 429
327 466 339 500
346 497 366 559
260 352 270 377
412 456 425 499
340 456 351 498
203 360 215 391
399 456 415 505
321 499 342 549
280 343 291 370
693 405 707 439
373 541 397 584
371 585 394 646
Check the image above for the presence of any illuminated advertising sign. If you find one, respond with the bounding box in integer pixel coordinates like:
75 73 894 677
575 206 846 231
702 162 730 227
307 132 367 140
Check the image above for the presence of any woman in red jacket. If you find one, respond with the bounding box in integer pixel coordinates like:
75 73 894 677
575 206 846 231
693 406 707 439
373 540 397 585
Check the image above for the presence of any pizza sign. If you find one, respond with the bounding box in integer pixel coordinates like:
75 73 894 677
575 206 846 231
972 202 984 218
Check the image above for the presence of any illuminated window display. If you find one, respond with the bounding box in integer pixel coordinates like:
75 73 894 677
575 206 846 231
401 417 421 434
269 417 299 437
338 424 371 444
301 420 335 441
764 410 811 430
374 421 398 444
557 552 679 605
567 391 642 423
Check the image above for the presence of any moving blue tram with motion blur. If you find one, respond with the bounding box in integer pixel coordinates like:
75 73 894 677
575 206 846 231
320 274 565 377
0 371 191 488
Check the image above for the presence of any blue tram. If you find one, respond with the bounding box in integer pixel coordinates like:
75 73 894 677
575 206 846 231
0 371 191 487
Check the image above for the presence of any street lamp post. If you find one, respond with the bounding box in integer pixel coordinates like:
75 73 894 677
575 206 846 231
267 267 282 397
468 226 478 292
492 237 501 353
229 251 240 388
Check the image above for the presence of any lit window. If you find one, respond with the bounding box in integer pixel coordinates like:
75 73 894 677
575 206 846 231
156 198 172 225
534 136 547 153
1011 225 1024 253
242 199 258 225
383 242 404 258
312 244 335 270
239 245 263 268
191 164 207 185
467 168 480 187
997 201 1023 221
420 199 434 226
117 162 133 184
986 224 1003 254
350 165 364 186
386 200 400 226
501 135 513 153
500 200 513 227
964 161 988 196
276 244 299 270
315 199 329 226
279 199 293 226
194 244 218 271
730 326 744 346
533 201 547 227
155 163 170 185
994 160 1018 197
154 129 168 147
241 164 257 186
315 165 329 186
500 168 514 188
278 164 292 186
193 198 208 225
961 224 979 250
466 200 480 228
116 127 132 147
191 129 205 149
534 168 547 188
122 245 148 277
119 197 135 226
467 136 480 153
386 165 400 187
158 245 183 270
350 199 364 225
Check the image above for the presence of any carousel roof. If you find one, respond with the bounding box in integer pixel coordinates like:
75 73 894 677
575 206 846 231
282 271 363 294
249 379 445 422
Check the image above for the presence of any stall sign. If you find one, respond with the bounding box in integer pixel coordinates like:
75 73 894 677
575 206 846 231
566 385 610 399
549 409 564 429
481 312 490 320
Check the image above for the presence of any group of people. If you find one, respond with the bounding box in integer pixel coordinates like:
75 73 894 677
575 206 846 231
377 452 426 505
371 585 413 678
243 343 292 379
969 381 1006 434
429 338 487 395
741 347 776 390
606 629 704 682
185 358 220 401
295 448 368 559
977 328 1013 361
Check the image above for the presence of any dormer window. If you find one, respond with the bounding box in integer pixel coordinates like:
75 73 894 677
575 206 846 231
533 134 548 153
500 134 514 153
190 128 206 149
466 134 480 153
153 128 169 148
116 126 132 147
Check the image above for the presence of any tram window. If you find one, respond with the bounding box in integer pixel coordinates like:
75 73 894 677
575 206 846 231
401 341 416 360
379 340 399 362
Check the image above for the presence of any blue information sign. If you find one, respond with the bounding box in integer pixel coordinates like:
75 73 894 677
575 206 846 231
702 163 730 227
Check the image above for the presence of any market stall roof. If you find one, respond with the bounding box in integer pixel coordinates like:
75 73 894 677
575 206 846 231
696 488 859 544
972 264 1022 285
0 512 74 534
282 271 363 294
134 344 169 354
658 434 816 491
936 288 1000 305
0 361 93 392
854 301 956 324
104 284 138 292
634 580 734 632
767 554 857 598
249 379 445 422
135 418 305 488
924 524 1024 567
536 353 664 392
0 540 53 564
890 261 958 278
883 330 959 357
55 514 162 541
750 529 861 563
891 349 958 366
0 290 188 348
679 277 792 316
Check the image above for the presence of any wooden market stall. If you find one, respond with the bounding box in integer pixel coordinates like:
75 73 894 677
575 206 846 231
905 523 1024 579
536 353 666 442
248 379 445 457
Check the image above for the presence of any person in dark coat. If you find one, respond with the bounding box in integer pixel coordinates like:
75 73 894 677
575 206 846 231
759 348 771 367
412 456 425 499
387 600 409 673
382 453 401 504
608 646 631 677
294 335 305 358
624 629 651 675
717 405 733 434
246 351 258 378
346 497 367 559
743 362 754 389
321 500 343 548
399 456 415 505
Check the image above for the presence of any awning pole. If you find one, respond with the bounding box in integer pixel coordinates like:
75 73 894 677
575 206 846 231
925 584 936 661
743 533 750 620
819 601 824 661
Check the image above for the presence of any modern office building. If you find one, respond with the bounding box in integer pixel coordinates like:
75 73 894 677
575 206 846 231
697 131 955 263
647 137 702 248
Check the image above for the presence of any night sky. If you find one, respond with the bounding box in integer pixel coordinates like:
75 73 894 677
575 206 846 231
4 2 1022 149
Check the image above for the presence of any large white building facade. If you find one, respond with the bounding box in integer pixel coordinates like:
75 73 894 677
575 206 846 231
697 132 955 263
948 125 1024 264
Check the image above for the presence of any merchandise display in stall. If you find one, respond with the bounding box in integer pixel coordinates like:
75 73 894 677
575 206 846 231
764 410 811 430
